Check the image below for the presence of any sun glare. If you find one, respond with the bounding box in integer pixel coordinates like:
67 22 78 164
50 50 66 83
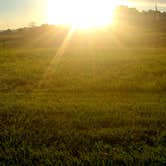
47 0 121 29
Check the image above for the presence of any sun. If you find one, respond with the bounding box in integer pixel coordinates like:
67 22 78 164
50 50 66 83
47 0 121 29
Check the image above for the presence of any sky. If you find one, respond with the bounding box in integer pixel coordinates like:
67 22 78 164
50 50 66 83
0 0 166 29
0 0 47 29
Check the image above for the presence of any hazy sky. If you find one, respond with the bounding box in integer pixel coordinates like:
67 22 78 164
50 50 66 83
0 0 46 29
0 0 166 29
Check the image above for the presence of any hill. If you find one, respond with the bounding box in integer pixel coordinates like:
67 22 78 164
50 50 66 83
1 6 166 165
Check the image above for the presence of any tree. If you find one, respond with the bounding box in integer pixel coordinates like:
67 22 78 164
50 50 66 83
28 22 36 28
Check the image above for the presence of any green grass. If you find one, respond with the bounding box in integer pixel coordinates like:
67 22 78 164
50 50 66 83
1 30 166 165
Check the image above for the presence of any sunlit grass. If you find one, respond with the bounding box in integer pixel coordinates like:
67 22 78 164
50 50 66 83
1 23 166 165
1 46 166 164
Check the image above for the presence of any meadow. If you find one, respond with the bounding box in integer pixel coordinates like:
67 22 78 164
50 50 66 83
1 23 166 165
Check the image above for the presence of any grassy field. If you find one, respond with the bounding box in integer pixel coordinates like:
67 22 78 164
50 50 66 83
1 26 166 165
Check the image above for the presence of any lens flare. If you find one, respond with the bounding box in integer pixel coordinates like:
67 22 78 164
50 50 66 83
47 0 121 29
